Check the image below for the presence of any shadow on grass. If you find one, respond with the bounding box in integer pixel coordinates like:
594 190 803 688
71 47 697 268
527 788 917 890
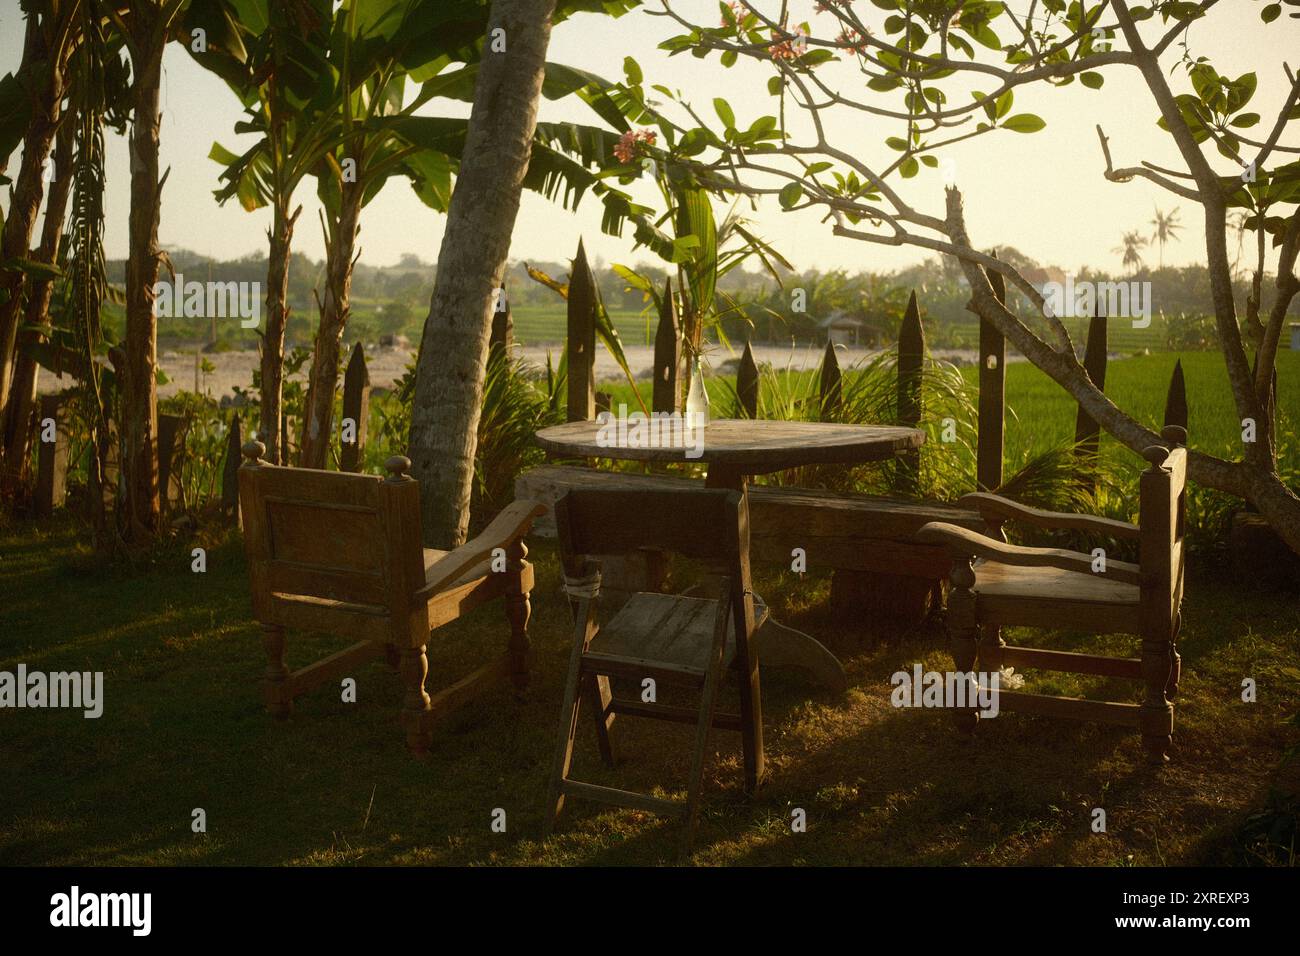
0 517 1295 866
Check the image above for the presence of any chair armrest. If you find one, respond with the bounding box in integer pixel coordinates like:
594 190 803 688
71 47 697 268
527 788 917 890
917 521 1141 585
419 499 547 597
956 492 1141 541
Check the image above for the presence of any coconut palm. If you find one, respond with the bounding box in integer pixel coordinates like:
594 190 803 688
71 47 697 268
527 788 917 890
1149 205 1182 269
1113 230 1148 275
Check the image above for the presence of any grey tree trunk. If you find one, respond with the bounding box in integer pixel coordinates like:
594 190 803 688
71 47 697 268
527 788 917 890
407 0 557 549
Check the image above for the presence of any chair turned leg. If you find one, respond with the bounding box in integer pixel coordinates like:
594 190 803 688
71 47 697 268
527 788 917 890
261 624 291 718
505 542 532 698
947 558 980 736
1140 635 1174 765
400 645 433 758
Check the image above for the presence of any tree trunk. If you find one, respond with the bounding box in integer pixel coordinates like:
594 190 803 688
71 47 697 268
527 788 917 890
298 183 362 470
1 125 73 478
259 204 299 465
120 26 167 543
408 0 557 549
0 19 62 427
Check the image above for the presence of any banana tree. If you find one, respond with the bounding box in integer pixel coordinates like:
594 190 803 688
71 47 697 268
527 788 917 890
190 0 334 464
297 0 651 469
16 0 132 546
0 0 80 477
295 0 467 469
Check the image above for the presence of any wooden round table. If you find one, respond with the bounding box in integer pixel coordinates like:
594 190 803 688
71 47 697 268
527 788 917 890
535 418 926 691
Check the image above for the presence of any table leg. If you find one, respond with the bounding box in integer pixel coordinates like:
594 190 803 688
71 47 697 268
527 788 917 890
703 467 848 694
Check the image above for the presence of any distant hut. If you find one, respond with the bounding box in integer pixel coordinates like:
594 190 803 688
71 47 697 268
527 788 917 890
819 311 867 346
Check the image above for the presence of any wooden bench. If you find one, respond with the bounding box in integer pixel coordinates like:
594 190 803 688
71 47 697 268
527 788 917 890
516 464 984 622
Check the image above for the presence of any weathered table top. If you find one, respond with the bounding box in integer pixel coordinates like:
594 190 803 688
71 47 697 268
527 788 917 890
535 418 925 477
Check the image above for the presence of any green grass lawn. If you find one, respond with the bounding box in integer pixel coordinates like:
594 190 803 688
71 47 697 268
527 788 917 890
1 514 1296 866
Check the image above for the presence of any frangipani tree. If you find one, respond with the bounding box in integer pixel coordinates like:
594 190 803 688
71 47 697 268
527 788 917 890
620 0 1300 551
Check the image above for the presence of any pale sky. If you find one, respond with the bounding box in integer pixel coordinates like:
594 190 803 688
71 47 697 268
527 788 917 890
2 0 1297 276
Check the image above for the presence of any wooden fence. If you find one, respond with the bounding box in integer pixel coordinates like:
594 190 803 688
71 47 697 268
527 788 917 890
558 238 1190 495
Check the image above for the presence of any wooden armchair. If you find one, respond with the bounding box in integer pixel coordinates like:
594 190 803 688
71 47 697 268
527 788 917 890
546 487 766 848
917 426 1188 764
237 441 545 756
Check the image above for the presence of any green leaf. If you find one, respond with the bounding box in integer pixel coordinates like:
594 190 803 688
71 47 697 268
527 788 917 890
1080 71 1105 89
208 141 242 166
1002 113 1046 133
1262 2 1281 22
623 56 642 85
1230 112 1261 128
713 97 736 130
899 156 919 178
995 89 1014 119
778 182 803 209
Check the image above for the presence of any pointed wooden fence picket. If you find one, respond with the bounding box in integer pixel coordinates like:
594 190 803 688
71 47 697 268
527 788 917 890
340 342 371 473
977 259 1007 492
1163 358 1188 431
490 285 514 362
1074 303 1108 490
819 340 842 419
652 277 680 414
894 291 925 495
221 412 242 523
737 340 759 418
567 240 597 422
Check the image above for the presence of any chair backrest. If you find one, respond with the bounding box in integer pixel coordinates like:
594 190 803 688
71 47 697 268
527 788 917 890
555 486 752 596
237 442 426 644
1139 426 1189 636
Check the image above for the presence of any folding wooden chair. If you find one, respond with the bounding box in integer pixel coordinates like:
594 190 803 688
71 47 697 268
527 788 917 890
917 426 1188 764
237 441 545 756
545 487 768 847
